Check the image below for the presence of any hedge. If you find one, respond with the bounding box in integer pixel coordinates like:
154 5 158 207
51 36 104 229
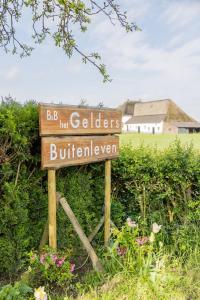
0 98 200 277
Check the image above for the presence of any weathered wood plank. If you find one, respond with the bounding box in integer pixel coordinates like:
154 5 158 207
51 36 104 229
39 104 122 136
41 135 119 169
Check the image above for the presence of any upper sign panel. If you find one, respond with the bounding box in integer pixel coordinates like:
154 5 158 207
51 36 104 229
39 104 122 136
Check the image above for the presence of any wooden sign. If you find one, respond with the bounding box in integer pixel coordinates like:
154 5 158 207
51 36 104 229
39 104 122 136
41 135 119 169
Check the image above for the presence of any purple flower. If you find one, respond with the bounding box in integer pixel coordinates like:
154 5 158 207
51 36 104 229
56 257 65 267
51 254 58 263
70 263 75 273
136 236 149 246
117 246 127 256
40 254 47 264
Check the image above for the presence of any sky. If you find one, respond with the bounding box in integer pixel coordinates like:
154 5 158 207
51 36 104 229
0 0 200 120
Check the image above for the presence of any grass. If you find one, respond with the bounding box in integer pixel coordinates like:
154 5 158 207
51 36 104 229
120 133 200 150
64 254 200 300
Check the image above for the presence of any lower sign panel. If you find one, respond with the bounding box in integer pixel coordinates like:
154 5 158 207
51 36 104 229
41 135 119 169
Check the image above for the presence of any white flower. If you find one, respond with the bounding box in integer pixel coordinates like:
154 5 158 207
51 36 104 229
149 232 155 243
34 287 48 300
152 222 162 234
126 217 137 228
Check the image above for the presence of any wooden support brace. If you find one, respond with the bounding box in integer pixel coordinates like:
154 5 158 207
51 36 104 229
57 192 104 273
39 213 117 251
88 216 104 242
39 220 48 251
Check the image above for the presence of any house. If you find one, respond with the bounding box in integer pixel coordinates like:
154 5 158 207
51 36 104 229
118 100 140 131
119 99 200 134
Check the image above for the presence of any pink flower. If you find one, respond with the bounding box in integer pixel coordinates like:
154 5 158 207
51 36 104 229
40 254 47 264
70 263 75 273
51 255 58 263
56 257 65 267
136 236 149 246
117 246 127 256
30 254 37 263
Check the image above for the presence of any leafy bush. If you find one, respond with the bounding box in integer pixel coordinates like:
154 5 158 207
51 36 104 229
104 218 162 276
0 98 200 279
29 247 75 289
0 281 32 300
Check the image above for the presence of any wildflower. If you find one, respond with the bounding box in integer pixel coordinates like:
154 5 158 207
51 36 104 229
126 217 137 228
117 246 127 256
70 263 75 273
51 254 58 263
30 253 37 263
34 286 47 300
40 254 47 264
152 223 162 234
149 232 155 243
136 236 149 246
56 257 65 267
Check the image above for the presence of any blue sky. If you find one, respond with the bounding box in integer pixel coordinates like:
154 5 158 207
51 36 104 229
0 0 200 119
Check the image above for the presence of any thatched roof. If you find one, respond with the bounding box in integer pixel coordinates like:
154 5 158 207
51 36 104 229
173 122 200 128
126 114 166 124
134 99 195 122
117 100 141 115
121 99 196 123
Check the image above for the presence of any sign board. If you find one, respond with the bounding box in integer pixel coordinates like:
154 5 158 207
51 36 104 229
41 135 119 169
39 104 122 136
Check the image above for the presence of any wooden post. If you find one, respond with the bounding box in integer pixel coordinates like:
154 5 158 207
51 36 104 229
104 159 111 247
48 169 57 249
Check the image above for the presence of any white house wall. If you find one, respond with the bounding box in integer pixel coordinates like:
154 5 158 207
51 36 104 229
122 115 132 131
126 121 163 134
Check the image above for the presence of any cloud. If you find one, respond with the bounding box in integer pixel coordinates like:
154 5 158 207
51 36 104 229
2 66 19 80
163 0 200 30
91 3 200 81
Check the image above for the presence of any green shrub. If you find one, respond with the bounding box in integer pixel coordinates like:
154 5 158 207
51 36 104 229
105 219 162 276
0 98 199 279
29 246 74 290
0 281 32 300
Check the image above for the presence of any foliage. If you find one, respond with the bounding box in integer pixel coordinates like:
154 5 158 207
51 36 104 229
105 219 162 276
0 99 200 280
28 247 75 289
65 262 200 300
0 281 32 300
112 144 200 236
0 1 140 81
65 221 200 300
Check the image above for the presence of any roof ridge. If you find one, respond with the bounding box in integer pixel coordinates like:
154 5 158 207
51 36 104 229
136 99 171 104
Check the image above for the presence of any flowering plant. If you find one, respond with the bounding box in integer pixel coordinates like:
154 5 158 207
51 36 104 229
28 247 75 288
34 286 47 300
109 218 162 275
